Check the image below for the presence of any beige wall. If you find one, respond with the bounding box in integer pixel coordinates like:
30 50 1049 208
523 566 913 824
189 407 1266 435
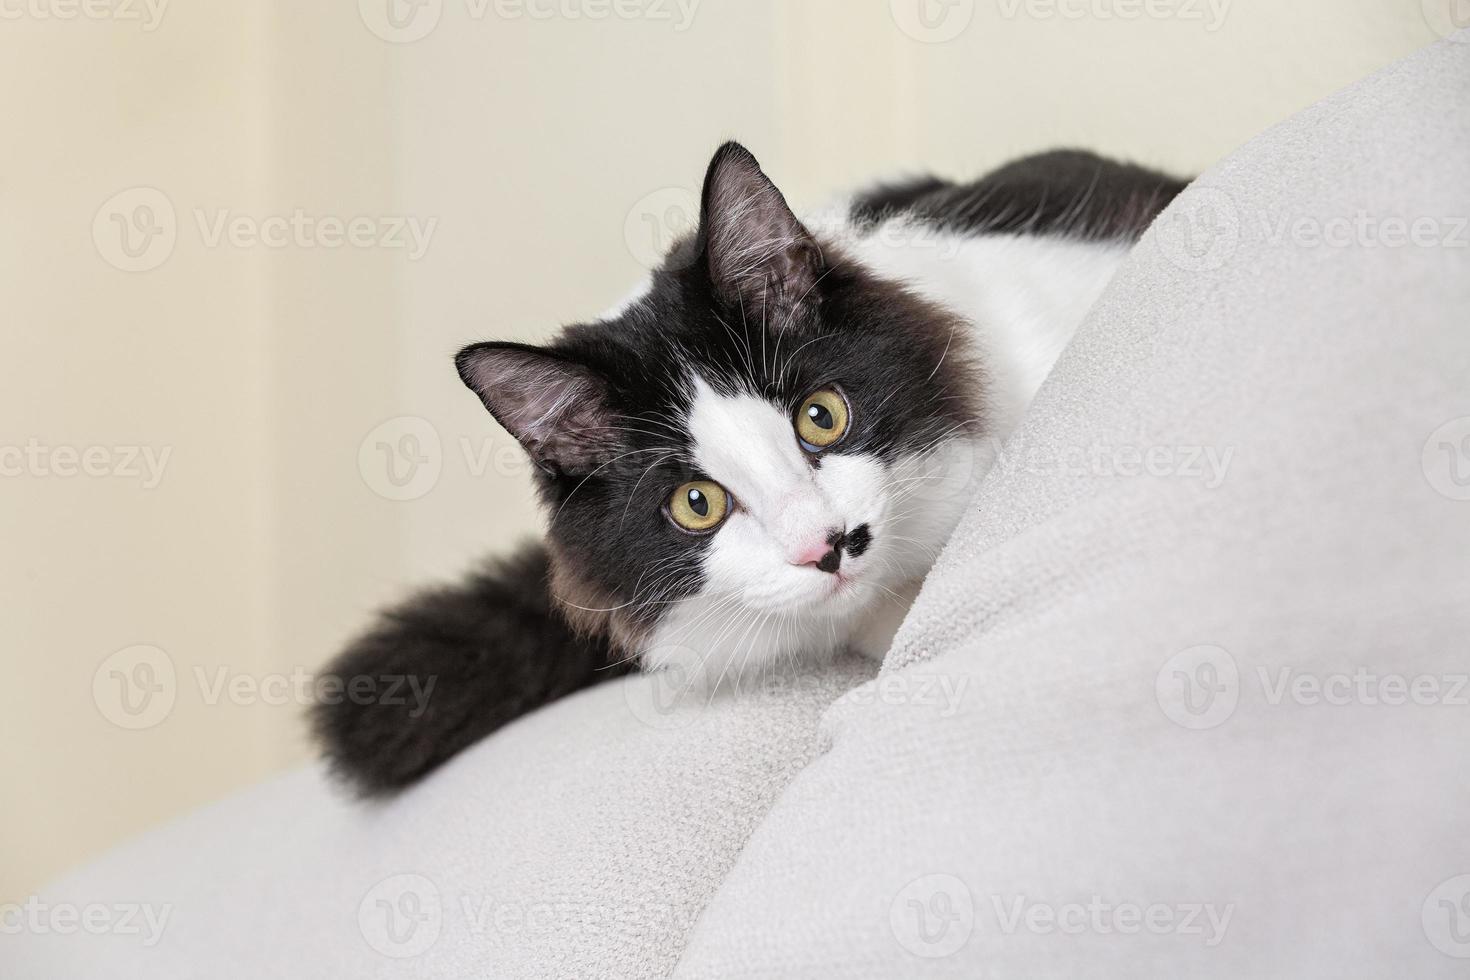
1 0 1442 899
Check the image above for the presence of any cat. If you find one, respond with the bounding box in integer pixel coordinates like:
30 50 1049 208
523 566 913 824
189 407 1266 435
313 141 1186 795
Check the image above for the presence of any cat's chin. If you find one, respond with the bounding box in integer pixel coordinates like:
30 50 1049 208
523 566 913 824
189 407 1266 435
635 573 918 693
637 623 848 696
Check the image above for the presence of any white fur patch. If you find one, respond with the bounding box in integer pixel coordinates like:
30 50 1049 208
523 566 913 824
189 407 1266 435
637 207 1129 690
840 223 1127 436
642 380 979 689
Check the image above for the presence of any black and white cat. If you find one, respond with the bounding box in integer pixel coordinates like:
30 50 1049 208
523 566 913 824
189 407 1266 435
314 142 1185 795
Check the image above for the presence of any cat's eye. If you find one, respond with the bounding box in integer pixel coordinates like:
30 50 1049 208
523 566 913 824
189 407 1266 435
794 387 850 451
666 480 730 533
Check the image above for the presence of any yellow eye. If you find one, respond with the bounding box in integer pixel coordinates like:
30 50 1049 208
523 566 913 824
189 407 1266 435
666 480 730 533
794 387 850 450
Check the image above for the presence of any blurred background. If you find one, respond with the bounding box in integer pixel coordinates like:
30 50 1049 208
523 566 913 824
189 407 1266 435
0 0 1450 900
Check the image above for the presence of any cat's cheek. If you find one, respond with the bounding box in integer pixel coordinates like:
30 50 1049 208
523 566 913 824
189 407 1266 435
697 514 792 600
811 451 889 552
880 435 988 581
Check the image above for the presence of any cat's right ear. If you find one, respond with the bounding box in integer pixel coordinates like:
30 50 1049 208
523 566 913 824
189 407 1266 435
455 342 622 477
698 141 822 322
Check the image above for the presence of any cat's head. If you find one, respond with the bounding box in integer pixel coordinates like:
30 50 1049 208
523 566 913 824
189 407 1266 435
457 142 984 684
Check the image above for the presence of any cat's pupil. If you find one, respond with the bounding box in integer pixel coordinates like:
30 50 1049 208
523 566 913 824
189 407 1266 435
807 404 833 429
688 488 708 516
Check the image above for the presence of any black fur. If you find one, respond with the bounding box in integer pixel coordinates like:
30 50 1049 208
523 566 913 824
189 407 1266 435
312 543 627 797
455 142 983 647
316 142 1187 797
848 174 955 226
850 148 1187 241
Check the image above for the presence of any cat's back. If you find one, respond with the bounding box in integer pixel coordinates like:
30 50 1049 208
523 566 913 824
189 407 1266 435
814 150 1189 434
841 148 1187 243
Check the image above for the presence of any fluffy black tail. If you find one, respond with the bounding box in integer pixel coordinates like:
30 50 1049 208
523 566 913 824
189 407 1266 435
311 542 629 797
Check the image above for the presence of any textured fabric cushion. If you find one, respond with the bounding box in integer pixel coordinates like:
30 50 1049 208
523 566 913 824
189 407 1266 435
12 36 1469 980
673 34 1470 979
4 658 875 979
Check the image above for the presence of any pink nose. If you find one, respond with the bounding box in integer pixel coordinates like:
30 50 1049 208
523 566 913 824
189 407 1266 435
789 538 833 567
788 527 847 574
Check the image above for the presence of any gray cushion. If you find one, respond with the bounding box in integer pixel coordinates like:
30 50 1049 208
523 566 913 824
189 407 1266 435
4 659 875 979
9 33 1469 980
673 31 1470 980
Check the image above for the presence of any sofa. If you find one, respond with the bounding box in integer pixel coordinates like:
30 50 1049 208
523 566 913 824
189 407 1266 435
9 31 1469 979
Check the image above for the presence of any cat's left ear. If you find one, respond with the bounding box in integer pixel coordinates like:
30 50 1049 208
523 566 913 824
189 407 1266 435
699 141 823 319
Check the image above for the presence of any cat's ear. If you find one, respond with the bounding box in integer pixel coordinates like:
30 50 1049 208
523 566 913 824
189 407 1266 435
699 141 822 318
455 342 622 477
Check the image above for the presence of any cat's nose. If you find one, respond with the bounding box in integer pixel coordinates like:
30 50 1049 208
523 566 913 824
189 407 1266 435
789 527 846 574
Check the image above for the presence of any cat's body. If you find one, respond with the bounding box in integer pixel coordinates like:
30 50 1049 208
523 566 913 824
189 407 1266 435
315 145 1186 795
